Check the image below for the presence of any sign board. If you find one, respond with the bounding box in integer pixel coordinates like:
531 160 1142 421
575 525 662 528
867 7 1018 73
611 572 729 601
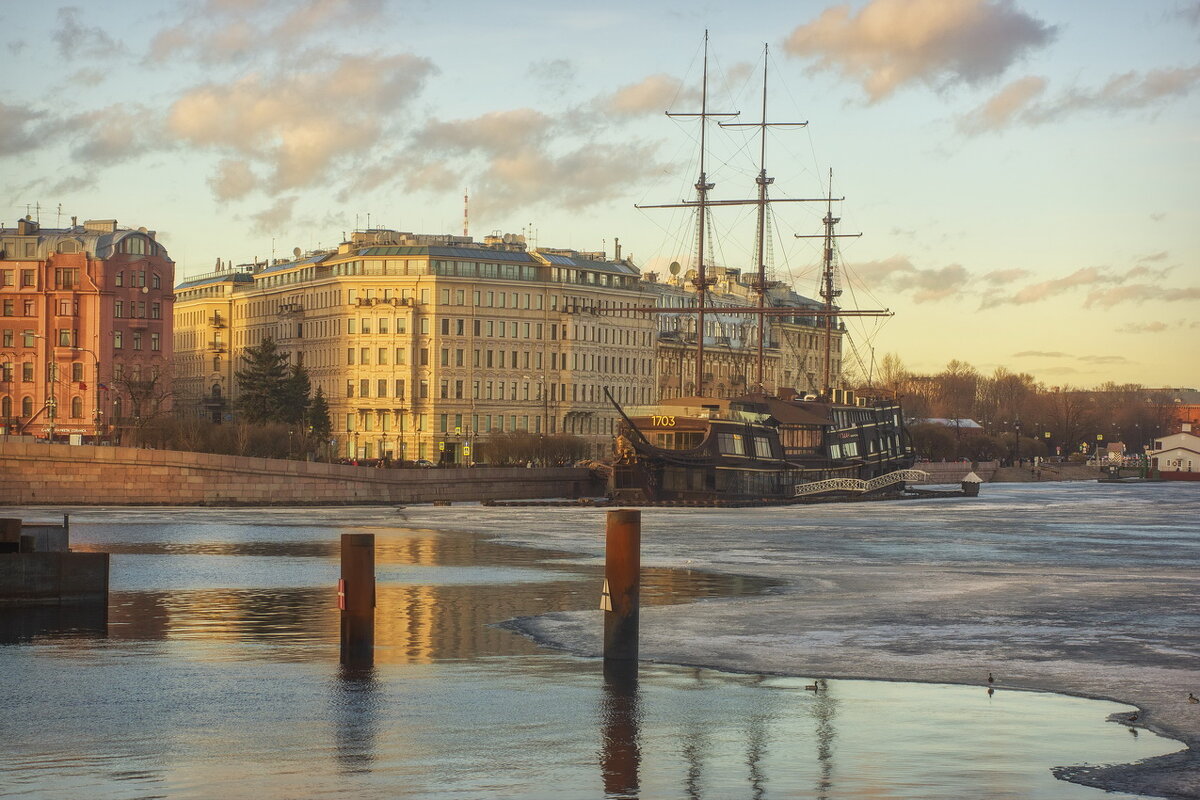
438 441 445 451
454 426 462 435
69 434 83 446
600 579 613 612
337 578 346 611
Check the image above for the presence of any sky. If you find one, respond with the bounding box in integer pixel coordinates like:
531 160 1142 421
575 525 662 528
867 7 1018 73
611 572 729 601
2 0 1197 388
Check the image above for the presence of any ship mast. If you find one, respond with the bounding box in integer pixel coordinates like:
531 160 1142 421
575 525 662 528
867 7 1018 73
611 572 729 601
636 37 883 400
719 45 807 394
795 169 860 398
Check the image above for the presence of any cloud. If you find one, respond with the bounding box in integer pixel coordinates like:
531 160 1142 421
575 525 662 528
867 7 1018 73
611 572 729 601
148 0 383 65
0 103 49 155
957 75 1046 134
1150 211 1167 221
1084 284 1200 308
1117 321 1169 333
960 65 1200 133
848 255 970 302
981 267 1031 285
528 59 577 97
250 195 298 232
1078 355 1130 365
1180 1 1200 26
603 74 691 116
64 109 164 164
1136 251 1168 263
54 7 124 61
1013 351 1070 358
168 53 436 192
208 159 259 201
982 266 1118 308
783 0 1056 102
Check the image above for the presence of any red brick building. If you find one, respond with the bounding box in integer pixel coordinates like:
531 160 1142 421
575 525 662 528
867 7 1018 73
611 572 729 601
1 217 174 442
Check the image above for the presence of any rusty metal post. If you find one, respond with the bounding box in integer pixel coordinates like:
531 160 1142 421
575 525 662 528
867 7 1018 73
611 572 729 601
603 509 640 661
339 533 375 666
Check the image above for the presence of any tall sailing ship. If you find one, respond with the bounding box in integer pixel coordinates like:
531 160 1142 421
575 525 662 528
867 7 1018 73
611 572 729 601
607 37 925 505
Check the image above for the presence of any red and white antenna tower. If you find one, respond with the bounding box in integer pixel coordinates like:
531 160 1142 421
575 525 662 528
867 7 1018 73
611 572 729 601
463 188 469 237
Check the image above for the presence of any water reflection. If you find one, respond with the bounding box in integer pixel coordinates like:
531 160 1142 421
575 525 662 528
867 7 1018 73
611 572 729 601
0 602 108 645
331 664 379 775
601 660 641 799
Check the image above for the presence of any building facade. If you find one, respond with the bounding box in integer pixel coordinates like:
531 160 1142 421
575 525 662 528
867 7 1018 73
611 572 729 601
1 217 174 442
643 265 841 401
174 230 658 461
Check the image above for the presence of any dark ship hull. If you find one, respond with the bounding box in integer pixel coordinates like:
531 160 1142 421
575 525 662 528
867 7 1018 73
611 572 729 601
609 394 924 505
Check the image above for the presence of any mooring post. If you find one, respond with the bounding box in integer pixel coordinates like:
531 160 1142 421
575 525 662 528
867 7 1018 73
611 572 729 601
339 533 376 666
603 509 641 661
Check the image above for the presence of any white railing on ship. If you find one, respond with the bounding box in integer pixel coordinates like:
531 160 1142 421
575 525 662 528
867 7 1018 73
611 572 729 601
793 469 930 497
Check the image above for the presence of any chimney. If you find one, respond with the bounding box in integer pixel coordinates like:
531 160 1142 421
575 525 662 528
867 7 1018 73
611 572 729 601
614 237 621 261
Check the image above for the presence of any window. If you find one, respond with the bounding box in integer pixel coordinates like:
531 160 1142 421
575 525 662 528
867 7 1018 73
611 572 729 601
132 332 142 351
347 348 355 365
360 379 370 397
395 379 405 399
378 348 388 365
114 331 123 349
1 269 12 286
55 268 79 289
419 380 428 399
22 362 34 381
22 396 33 416
151 303 161 319
115 272 124 287
151 333 161 351
2 299 12 316
346 381 354 398
58 329 72 347
115 301 124 318
377 379 387 398
71 397 83 418
72 362 83 382
152 273 161 289
21 269 35 287
361 317 371 334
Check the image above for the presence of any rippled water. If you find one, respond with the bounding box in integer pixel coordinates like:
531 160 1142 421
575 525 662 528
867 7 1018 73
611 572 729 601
0 508 1184 799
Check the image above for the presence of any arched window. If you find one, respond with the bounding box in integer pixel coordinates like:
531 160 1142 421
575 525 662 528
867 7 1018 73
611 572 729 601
113 397 123 420
71 396 83 418
22 396 33 417
1 396 10 418
210 383 222 398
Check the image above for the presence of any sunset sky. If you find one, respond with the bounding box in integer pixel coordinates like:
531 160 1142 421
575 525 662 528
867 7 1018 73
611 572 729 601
3 0 1197 387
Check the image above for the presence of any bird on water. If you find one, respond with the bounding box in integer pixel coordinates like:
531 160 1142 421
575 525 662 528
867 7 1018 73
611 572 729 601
1189 693 1198 704
987 672 994 684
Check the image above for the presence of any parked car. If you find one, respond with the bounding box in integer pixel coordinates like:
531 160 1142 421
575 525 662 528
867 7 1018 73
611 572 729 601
414 459 436 468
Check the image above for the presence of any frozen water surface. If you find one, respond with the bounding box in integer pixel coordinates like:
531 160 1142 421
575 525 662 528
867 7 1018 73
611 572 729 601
2 481 1196 798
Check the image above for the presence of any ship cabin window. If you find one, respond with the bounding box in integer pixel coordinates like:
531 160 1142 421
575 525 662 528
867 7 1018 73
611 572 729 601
717 432 746 456
652 431 704 450
830 444 842 459
753 436 773 459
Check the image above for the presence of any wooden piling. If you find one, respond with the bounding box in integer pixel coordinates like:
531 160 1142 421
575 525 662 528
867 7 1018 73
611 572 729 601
339 533 375 666
603 509 640 661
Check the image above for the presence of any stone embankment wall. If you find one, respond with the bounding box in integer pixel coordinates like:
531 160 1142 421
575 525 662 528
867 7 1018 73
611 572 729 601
0 441 603 506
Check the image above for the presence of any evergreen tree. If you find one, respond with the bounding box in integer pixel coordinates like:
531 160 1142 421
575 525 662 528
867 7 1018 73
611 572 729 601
307 386 332 438
235 337 291 424
282 364 312 425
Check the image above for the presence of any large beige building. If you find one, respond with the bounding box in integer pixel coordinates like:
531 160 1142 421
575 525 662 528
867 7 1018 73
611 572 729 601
174 230 657 461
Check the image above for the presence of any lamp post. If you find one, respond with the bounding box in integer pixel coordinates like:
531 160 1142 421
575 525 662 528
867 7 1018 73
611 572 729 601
69 346 102 444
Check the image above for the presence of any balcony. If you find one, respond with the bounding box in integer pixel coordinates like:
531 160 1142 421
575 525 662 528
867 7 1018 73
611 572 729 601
207 342 227 353
208 315 226 328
